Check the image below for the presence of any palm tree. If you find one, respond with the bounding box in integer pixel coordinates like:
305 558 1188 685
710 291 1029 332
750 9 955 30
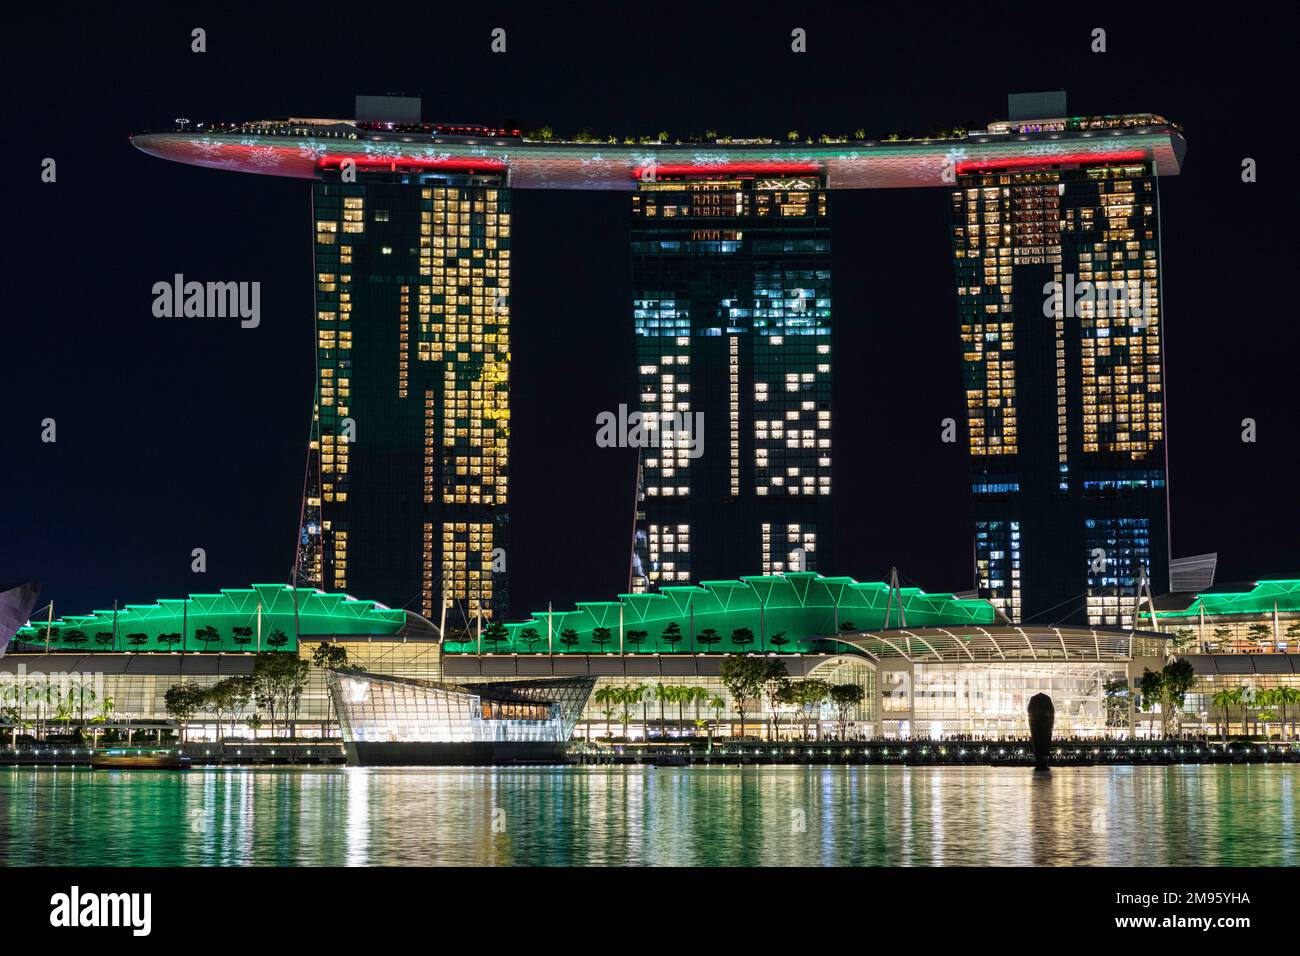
74 677 96 728
709 695 726 739
1241 685 1256 736
53 698 74 734
593 685 620 737
629 684 648 739
90 697 115 747
1276 686 1300 739
1211 687 1241 742
653 682 671 738
1254 688 1279 738
674 686 690 731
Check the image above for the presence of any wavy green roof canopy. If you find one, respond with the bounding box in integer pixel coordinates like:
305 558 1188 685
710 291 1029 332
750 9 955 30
449 572 996 654
1141 579 1300 622
13 585 407 654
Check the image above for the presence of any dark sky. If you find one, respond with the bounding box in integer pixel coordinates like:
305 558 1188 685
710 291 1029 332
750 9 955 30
7 5 1296 621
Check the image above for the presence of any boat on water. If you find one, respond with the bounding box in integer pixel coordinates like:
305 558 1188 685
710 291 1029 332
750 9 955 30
90 750 191 770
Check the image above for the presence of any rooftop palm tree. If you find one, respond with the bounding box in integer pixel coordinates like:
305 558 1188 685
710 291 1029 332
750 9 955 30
195 625 221 652
1211 625 1234 653
1247 622 1273 651
730 627 755 652
1286 621 1300 652
660 621 683 652
480 621 508 652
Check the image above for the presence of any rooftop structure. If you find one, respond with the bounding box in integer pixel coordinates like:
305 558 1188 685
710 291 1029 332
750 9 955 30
444 571 997 655
11 585 429 654
130 110 1185 188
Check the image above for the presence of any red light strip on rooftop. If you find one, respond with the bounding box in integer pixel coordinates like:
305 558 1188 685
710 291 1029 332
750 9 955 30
955 150 1148 174
631 162 822 180
316 156 507 174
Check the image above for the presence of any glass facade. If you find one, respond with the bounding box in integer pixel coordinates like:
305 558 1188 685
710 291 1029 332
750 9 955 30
630 176 832 590
329 672 594 745
299 171 510 621
885 662 1128 739
952 162 1169 625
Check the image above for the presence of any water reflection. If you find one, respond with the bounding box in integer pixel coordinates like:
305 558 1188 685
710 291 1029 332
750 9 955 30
1 765 1295 867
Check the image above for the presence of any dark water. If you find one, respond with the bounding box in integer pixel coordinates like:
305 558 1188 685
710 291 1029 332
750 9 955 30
1 765 1295 866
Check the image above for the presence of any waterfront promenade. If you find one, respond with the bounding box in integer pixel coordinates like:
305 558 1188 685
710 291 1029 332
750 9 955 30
2 738 1297 768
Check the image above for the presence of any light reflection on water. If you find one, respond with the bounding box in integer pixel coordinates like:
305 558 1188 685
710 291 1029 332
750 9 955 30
1 765 1295 866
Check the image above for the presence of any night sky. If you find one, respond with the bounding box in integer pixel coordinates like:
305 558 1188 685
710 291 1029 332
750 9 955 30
7 6 1296 622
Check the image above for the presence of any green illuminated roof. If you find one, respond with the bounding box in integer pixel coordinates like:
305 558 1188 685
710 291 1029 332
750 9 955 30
447 572 996 654
13 585 409 654
1140 579 1300 622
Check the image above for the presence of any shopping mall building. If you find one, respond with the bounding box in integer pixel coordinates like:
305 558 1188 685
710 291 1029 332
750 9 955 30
2 573 1297 744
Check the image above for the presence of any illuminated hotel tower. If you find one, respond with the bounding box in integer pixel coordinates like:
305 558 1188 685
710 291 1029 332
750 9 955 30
296 169 510 621
951 114 1169 625
629 173 832 590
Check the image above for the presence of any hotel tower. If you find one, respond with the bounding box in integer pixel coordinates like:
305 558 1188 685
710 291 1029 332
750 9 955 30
951 93 1170 626
629 173 833 590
